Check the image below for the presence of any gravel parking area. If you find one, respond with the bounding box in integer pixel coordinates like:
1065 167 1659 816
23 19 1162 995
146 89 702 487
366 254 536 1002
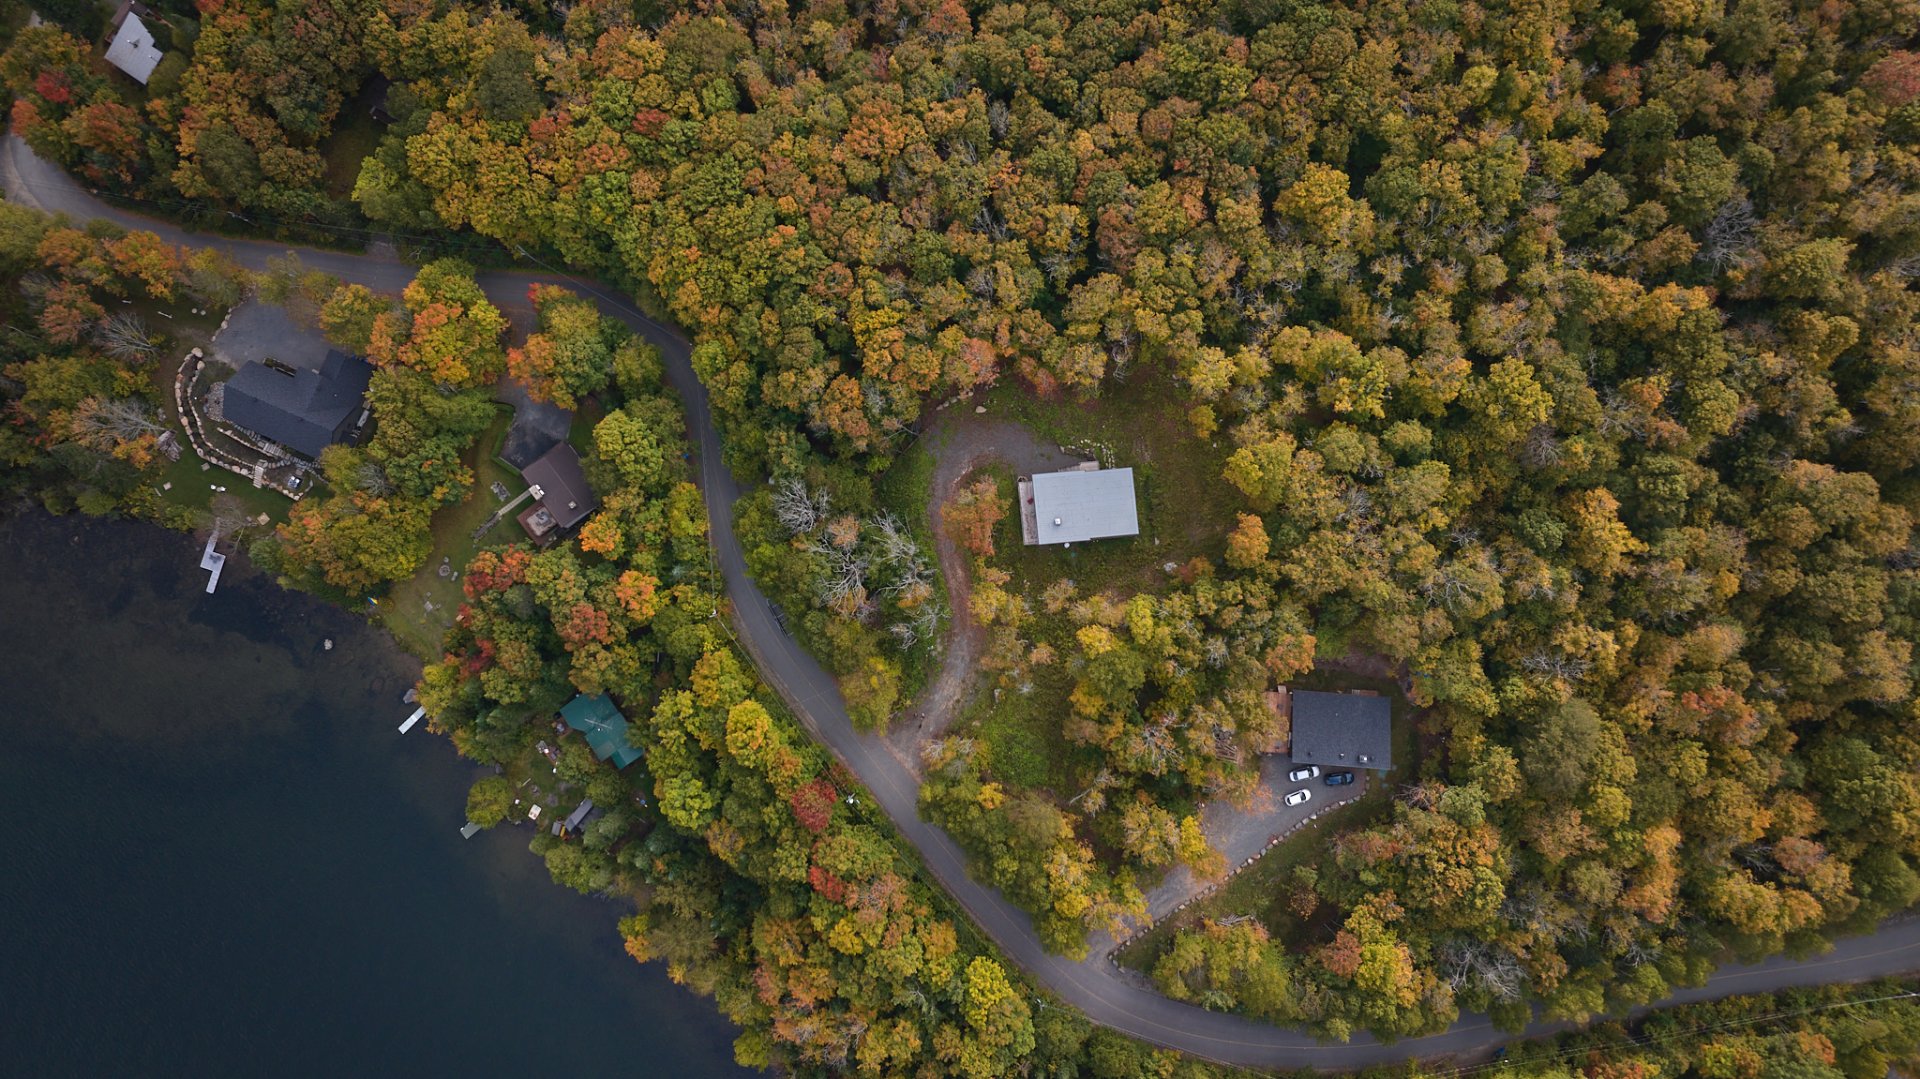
1135 755 1370 923
210 301 335 372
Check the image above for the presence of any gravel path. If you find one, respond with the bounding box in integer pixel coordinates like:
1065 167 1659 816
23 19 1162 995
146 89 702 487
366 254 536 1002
884 408 1082 766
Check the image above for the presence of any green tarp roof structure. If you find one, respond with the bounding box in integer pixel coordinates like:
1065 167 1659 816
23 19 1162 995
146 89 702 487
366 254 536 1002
560 694 643 769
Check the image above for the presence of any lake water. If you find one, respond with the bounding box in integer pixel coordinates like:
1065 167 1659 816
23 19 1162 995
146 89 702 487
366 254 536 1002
0 511 747 1076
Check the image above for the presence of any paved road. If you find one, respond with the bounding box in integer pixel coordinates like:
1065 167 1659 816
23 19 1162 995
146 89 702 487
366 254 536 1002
11 133 1919 1068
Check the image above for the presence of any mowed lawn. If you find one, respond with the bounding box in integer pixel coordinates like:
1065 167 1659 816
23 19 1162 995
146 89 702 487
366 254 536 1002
379 408 522 658
978 368 1240 599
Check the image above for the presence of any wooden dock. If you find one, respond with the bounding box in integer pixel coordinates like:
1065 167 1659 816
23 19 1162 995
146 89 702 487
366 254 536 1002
199 534 226 593
398 706 425 733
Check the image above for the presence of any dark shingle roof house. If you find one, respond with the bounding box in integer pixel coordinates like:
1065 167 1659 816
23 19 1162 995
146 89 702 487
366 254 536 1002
222 350 372 460
517 443 598 540
1289 689 1393 771
560 694 642 769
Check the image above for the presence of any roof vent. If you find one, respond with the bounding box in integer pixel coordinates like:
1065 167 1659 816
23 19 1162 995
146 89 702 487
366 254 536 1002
1053 517 1062 526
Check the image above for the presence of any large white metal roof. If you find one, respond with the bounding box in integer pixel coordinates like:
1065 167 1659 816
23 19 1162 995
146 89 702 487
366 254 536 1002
1030 467 1139 544
104 14 165 85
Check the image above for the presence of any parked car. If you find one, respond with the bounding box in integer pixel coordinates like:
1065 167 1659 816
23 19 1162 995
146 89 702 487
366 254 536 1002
1287 764 1320 782
1284 788 1312 807
1324 771 1355 786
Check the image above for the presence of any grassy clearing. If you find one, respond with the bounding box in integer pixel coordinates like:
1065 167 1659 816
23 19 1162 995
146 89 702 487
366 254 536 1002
968 663 1081 792
978 367 1239 598
379 407 521 657
130 300 297 524
151 439 293 522
1111 795 1393 973
875 432 938 548
566 396 606 454
319 85 384 201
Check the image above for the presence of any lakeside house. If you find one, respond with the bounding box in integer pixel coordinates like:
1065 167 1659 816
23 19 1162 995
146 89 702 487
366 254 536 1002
559 694 642 769
104 1 166 85
1287 689 1393 771
1018 464 1139 546
517 443 599 544
221 350 373 460
562 798 596 834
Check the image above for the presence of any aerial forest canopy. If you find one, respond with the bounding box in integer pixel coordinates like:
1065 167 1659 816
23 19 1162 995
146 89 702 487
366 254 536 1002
6 0 1920 1068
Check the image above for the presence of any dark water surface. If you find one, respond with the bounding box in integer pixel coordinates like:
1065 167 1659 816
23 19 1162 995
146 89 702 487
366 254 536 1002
0 512 747 1077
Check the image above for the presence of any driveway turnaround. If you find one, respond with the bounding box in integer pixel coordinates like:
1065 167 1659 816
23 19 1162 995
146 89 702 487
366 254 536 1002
11 133 1918 1068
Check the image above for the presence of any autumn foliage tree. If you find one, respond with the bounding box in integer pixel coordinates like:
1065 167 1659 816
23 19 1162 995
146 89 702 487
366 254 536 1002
941 478 1005 560
366 259 507 388
507 284 620 409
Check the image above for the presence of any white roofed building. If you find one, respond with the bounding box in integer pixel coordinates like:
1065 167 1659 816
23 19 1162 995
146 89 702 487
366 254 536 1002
1019 466 1140 545
104 2 166 85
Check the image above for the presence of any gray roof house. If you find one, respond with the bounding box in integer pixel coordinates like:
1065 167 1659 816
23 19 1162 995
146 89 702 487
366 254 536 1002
1021 467 1139 545
222 350 373 459
104 1 166 84
562 798 595 833
1289 690 1393 771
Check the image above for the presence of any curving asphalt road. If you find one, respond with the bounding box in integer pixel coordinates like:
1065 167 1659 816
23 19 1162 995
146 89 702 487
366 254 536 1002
10 134 1920 1068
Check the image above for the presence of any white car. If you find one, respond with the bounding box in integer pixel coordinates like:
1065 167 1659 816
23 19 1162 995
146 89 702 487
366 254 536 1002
1285 788 1312 807
1288 765 1320 782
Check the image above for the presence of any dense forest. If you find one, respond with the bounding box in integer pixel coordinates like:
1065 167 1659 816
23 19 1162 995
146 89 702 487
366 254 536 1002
1468 979 1920 1079
6 0 1920 1072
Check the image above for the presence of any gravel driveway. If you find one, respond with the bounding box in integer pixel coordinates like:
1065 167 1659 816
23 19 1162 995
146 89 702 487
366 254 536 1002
884 405 1084 764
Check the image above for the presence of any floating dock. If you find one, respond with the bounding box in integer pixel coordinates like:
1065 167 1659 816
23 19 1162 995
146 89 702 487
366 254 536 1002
398 706 426 733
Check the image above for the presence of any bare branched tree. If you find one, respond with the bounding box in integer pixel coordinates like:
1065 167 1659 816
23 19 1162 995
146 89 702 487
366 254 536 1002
69 396 165 449
804 536 870 612
93 312 159 361
869 512 919 566
1069 769 1116 816
1438 938 1526 1000
987 98 1010 141
771 476 830 535
1203 637 1229 669
1698 196 1759 272
356 461 396 496
1522 651 1593 679
1520 423 1564 469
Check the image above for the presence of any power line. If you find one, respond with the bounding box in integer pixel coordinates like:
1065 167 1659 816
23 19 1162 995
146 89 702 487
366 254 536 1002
4 172 511 253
